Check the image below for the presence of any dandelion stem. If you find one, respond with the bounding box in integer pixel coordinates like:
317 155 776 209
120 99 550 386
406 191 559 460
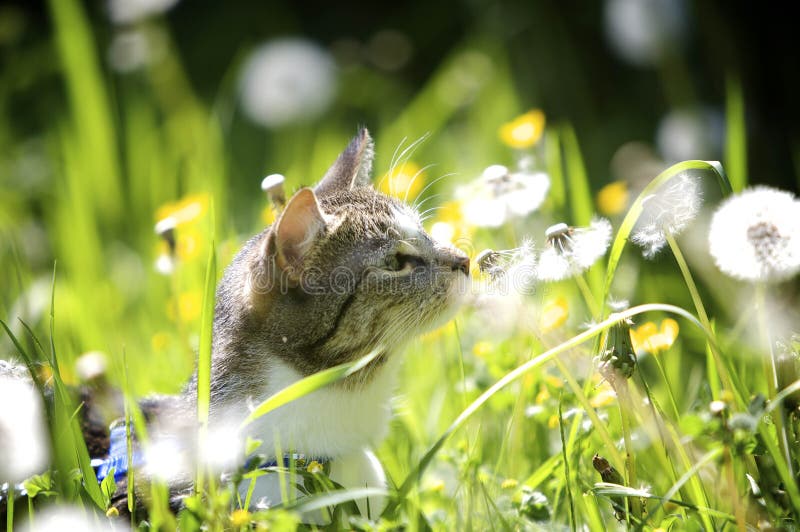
666 233 733 400
755 283 795 483
7 486 13 532
575 273 600 319
615 379 642 522
725 447 746 532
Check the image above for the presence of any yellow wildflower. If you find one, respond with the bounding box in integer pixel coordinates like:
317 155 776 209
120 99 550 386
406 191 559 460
535 386 550 405
230 509 251 527
596 181 629 216
472 341 494 359
426 479 445 493
151 331 171 351
539 296 569 332
590 384 617 408
501 478 519 490
167 291 202 323
175 226 203 261
155 193 210 227
261 205 277 226
430 200 473 245
499 109 546 149
379 161 425 199
547 414 559 429
306 460 324 474
543 374 564 389
106 507 119 518
631 318 679 355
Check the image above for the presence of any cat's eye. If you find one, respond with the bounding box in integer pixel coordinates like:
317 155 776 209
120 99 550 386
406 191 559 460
385 252 426 272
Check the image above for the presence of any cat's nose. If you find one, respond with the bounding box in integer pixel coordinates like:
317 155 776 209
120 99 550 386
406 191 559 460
451 255 470 275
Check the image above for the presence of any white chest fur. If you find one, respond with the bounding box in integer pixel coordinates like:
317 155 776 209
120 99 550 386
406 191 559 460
241 355 401 459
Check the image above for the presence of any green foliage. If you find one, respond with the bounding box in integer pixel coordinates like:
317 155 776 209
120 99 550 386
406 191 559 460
1 1 799 530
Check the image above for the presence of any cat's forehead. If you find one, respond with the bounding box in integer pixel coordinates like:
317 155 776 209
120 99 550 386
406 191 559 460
320 188 424 239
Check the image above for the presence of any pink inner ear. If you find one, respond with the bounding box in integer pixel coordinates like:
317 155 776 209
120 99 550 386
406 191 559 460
275 188 327 272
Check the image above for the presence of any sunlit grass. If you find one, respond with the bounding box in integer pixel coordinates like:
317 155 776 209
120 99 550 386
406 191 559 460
2 1 800 530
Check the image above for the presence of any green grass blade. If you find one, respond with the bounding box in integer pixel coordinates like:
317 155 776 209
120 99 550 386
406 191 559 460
725 75 748 192
562 123 594 227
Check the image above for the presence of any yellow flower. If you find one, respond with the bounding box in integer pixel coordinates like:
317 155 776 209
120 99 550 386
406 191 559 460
426 479 445 493
106 507 119 518
539 296 569 332
547 414 559 429
175 226 203 261
379 161 425 199
500 478 519 490
473 341 494 359
429 200 473 245
590 384 617 408
535 386 550 405
499 109 546 149
168 291 202 323
230 509 251 527
596 181 629 216
151 331 171 351
155 193 210 227
543 374 564 389
261 205 277 226
306 460 324 474
631 318 679 355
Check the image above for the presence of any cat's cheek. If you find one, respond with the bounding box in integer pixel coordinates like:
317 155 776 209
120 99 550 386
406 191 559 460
446 271 471 309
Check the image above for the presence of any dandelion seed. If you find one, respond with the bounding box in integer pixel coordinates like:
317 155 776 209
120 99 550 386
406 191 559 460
631 173 702 258
21 506 119 532
458 164 550 227
498 109 546 149
107 0 179 24
261 173 286 207
238 39 337 128
0 376 49 484
537 218 612 282
708 186 800 283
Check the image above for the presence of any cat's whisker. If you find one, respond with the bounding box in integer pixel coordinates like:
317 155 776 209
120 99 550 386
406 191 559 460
387 132 430 180
414 193 444 212
403 163 438 204
388 136 408 178
411 172 458 210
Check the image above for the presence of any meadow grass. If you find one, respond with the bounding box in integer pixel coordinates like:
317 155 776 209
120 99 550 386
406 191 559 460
2 1 800 530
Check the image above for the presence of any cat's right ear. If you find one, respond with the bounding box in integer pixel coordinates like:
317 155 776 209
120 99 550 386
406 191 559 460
315 128 374 197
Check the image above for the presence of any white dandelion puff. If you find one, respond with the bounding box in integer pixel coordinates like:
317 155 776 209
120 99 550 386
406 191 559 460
708 186 800 283
239 39 337 128
537 218 612 282
107 0 179 25
476 239 537 294
0 375 49 484
458 164 550 228
631 173 702 258
21 506 122 532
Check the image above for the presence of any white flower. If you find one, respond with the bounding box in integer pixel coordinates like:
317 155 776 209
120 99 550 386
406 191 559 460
0 375 49 484
604 0 686 66
476 239 538 294
631 173 702 258
458 164 550 227
239 39 337 128
656 107 723 163
708 187 800 283
107 0 179 24
537 218 612 281
21 506 121 532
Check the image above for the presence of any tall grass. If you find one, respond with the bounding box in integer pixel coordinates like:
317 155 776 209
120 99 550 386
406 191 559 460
1 1 799 530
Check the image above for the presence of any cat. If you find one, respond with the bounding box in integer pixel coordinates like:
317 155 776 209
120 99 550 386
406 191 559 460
103 127 471 516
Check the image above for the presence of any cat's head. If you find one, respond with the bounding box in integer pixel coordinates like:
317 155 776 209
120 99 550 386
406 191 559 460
231 129 469 377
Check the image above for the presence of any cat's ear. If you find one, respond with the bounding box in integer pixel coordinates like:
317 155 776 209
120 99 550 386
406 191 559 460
315 128 374 196
272 188 328 279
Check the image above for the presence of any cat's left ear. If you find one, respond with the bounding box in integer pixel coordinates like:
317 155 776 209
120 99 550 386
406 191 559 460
273 188 329 279
315 128 374 197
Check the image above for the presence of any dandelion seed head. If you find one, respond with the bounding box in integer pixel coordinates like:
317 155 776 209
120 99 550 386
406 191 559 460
0 376 49 484
708 186 800 283
458 164 550 227
632 173 702 258
143 436 188 482
108 0 179 24
21 506 121 532
537 218 612 281
238 39 337 128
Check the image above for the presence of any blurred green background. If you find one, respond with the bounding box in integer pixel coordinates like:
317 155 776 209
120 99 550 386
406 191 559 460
1 0 798 388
